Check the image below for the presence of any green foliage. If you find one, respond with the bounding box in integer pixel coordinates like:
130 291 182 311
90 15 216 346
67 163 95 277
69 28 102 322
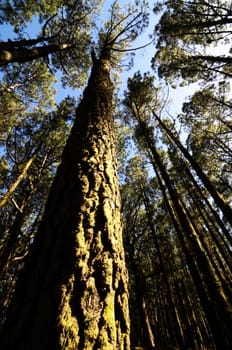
96 1 149 67
153 0 232 84
123 71 163 130
0 97 76 323
155 0 232 46
179 88 232 197
0 1 104 88
124 71 155 110
0 0 100 33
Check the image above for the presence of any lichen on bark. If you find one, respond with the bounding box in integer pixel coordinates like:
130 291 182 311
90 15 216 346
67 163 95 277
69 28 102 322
0 54 130 350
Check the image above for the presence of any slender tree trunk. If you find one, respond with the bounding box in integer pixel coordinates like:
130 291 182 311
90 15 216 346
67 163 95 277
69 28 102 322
0 205 43 323
136 118 232 349
0 52 130 349
129 257 156 349
154 112 232 225
176 155 232 248
154 163 230 349
141 296 156 349
0 204 25 279
0 153 36 209
0 150 52 280
141 185 185 350
186 186 232 273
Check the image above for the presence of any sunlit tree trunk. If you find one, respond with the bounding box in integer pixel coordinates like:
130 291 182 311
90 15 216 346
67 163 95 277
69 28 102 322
0 51 130 349
136 118 232 349
0 43 72 66
0 153 36 209
154 113 232 226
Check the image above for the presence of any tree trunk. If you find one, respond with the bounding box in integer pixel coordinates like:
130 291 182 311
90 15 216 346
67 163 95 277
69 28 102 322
154 112 232 226
0 204 26 279
178 157 232 249
0 43 72 66
0 153 36 209
0 53 130 349
136 118 232 349
128 254 156 350
141 185 185 350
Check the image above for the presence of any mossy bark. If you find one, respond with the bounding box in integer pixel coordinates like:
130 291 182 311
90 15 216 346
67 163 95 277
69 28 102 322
0 56 130 349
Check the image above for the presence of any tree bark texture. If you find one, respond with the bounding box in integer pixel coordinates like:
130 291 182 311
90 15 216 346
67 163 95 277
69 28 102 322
0 56 130 349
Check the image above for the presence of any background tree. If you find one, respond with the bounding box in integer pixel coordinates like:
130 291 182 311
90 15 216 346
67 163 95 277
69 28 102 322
120 154 218 350
181 88 232 200
122 71 232 349
0 0 102 157
0 97 75 325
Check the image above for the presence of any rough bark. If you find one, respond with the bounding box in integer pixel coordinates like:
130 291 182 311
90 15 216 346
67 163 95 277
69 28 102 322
0 53 130 349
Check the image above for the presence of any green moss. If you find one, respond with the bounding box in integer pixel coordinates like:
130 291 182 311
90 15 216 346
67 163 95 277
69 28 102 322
102 256 113 287
80 175 89 193
103 299 115 324
101 292 116 346
58 276 80 349
83 318 100 349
